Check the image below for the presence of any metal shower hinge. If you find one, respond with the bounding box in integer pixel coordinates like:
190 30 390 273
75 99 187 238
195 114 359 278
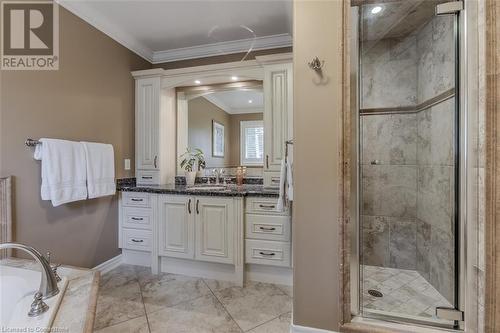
436 307 464 321
436 1 464 15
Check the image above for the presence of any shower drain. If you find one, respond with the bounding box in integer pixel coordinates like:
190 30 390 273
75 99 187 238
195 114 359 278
368 289 383 298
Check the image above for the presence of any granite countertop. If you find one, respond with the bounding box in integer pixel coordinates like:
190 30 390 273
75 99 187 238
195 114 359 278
1 257 100 333
117 182 280 198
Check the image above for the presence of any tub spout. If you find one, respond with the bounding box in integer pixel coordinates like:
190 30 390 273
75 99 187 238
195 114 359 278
0 242 59 299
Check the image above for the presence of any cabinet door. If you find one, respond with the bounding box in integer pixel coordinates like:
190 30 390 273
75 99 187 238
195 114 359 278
136 77 160 170
194 197 234 264
263 63 293 172
158 195 194 259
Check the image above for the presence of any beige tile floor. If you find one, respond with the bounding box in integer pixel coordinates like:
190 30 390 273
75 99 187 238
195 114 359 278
94 265 292 333
362 265 453 319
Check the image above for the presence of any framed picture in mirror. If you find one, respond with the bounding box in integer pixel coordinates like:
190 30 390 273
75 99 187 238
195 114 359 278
212 120 225 157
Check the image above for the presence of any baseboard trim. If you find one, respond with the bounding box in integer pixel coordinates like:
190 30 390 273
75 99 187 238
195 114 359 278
290 324 337 333
246 264 293 285
92 254 123 274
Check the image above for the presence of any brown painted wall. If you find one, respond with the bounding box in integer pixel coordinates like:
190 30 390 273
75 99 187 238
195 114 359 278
153 47 292 70
292 0 343 331
0 6 151 268
229 113 263 166
188 97 232 167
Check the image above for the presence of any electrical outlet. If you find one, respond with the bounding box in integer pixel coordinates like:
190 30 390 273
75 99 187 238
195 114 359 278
124 159 131 170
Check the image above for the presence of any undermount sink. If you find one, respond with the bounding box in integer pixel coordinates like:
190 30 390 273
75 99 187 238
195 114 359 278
187 185 227 191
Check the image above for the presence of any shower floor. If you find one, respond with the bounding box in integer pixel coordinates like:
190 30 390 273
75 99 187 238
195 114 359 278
362 265 453 320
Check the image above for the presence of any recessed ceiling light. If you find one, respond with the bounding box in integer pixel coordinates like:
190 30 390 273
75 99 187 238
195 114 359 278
194 80 201 84
231 76 238 81
371 6 382 14
248 100 253 104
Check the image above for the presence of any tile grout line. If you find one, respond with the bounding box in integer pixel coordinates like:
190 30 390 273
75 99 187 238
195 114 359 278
202 279 245 332
94 268 148 331
136 270 153 333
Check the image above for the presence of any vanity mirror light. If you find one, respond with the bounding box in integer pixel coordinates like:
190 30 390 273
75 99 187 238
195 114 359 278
176 80 264 178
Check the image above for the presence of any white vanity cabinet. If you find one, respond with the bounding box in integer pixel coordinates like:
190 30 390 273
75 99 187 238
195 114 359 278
157 195 194 259
263 62 293 187
133 72 176 185
136 77 160 172
119 192 153 253
158 194 237 265
244 197 292 267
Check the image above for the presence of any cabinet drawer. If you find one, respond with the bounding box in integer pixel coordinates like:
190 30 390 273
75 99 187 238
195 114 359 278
263 172 281 188
123 207 152 230
122 229 151 252
245 197 289 215
123 192 151 208
245 214 291 241
245 239 291 267
136 170 160 185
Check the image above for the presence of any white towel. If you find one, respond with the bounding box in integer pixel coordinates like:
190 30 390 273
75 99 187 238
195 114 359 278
34 138 87 207
277 155 293 212
286 155 293 201
277 158 287 212
81 142 116 199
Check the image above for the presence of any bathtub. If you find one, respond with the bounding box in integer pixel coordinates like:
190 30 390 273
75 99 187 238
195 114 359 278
0 264 68 331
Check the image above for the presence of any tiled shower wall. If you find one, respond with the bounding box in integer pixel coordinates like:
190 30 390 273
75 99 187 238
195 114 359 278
361 16 455 303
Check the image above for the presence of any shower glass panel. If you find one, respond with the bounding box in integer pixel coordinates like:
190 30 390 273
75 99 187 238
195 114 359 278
356 0 459 328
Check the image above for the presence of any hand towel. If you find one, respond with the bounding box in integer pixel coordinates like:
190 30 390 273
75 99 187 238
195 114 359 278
277 158 287 212
81 142 116 199
34 138 87 207
286 155 293 201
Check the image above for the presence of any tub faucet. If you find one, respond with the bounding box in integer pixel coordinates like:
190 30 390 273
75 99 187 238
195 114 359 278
0 242 59 299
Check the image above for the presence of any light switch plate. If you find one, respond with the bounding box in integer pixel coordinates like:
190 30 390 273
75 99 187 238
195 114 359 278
124 159 131 170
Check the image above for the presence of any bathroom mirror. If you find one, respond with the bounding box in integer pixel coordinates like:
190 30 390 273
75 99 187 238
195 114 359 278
176 81 264 176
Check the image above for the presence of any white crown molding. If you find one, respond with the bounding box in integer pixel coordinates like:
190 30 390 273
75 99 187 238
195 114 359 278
230 107 264 114
56 0 154 62
152 34 292 64
203 94 231 113
203 95 263 115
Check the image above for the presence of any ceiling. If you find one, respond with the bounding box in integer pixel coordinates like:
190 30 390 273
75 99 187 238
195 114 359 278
356 0 446 41
203 90 263 114
57 0 293 63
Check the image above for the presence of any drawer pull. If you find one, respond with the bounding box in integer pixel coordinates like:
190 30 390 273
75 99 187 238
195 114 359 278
131 198 143 202
259 251 276 256
271 178 280 183
259 226 276 231
259 204 276 209
142 176 153 180
131 239 144 243
131 217 144 221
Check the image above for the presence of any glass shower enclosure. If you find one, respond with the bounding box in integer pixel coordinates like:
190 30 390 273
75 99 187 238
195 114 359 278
351 0 463 329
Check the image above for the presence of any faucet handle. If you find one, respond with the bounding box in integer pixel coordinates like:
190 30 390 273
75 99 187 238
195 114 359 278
46 251 62 282
28 292 49 317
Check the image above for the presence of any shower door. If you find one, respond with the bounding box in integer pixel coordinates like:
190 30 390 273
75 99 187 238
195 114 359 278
352 0 463 329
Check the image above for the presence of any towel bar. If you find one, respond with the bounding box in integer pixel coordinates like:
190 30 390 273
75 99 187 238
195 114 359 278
25 138 41 147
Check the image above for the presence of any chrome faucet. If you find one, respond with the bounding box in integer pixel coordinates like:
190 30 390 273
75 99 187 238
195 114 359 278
212 169 225 185
0 242 59 299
